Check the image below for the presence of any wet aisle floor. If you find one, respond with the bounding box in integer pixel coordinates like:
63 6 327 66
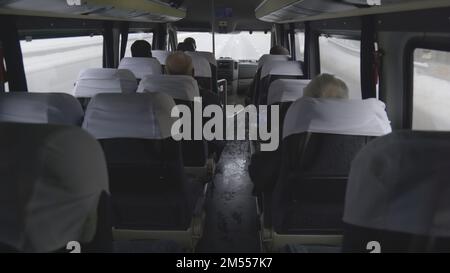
196 141 261 253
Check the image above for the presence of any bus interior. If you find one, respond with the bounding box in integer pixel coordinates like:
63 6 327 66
1 0 450 254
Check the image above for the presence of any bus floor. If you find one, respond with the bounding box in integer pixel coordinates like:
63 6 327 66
196 94 260 253
196 140 261 253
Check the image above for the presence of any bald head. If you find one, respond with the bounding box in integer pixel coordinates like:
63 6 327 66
165 51 194 76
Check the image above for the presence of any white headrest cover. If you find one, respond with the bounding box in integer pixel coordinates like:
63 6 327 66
74 68 137 98
137 75 200 102
83 93 177 140
0 123 108 252
257 54 289 70
185 52 212 78
152 50 171 65
267 79 310 105
283 98 392 139
196 51 217 66
344 131 450 237
0 93 84 126
118 57 162 79
261 61 303 79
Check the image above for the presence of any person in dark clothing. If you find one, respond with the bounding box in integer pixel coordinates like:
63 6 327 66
131 40 153 58
177 42 196 52
183 37 197 51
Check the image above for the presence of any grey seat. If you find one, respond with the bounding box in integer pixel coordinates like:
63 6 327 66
73 68 137 109
0 122 112 252
138 75 211 174
0 92 84 126
118 57 162 80
82 93 206 251
262 97 392 251
185 52 213 92
343 130 450 253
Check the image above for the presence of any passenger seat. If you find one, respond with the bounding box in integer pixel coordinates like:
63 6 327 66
0 123 112 252
138 75 213 180
0 92 84 126
82 93 207 251
185 52 213 92
118 57 162 80
263 97 392 251
73 68 137 109
343 130 450 252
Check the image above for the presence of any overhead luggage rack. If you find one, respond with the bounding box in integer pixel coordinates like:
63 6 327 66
0 0 186 22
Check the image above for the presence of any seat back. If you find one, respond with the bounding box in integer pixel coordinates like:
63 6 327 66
137 74 200 102
82 93 198 230
0 92 84 126
118 57 162 79
343 131 450 252
257 61 303 106
196 51 218 93
74 68 137 108
137 75 208 167
185 52 213 91
0 123 111 252
270 98 392 234
152 50 171 65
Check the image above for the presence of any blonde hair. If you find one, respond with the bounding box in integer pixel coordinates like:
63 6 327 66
303 74 349 99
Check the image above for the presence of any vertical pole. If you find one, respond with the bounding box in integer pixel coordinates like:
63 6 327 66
0 16 27 92
211 0 216 54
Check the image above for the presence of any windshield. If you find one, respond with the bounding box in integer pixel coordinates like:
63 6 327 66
177 31 271 61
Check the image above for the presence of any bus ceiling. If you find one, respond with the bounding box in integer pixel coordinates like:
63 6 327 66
256 0 450 23
0 0 186 23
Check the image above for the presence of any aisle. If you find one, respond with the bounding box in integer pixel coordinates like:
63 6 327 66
196 141 260 252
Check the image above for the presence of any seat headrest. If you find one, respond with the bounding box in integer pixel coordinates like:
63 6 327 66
261 61 303 79
118 57 162 79
195 51 217 66
83 93 177 140
283 97 392 139
137 75 200 102
257 54 290 70
0 123 108 252
185 52 212 78
74 68 137 98
344 130 450 237
152 50 171 65
0 93 84 126
267 79 310 105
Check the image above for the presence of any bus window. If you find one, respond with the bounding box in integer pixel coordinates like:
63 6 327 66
21 35 103 94
413 48 450 130
177 31 271 61
214 32 270 61
124 32 154 57
295 32 305 62
177 31 213 52
319 36 361 99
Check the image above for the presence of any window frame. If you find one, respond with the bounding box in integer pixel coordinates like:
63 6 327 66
404 38 450 129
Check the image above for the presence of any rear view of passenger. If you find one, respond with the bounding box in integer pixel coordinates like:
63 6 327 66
265 95 391 251
82 93 206 250
118 57 162 80
0 123 112 252
0 92 84 126
343 131 450 252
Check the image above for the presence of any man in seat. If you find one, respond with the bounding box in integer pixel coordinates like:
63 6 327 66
131 40 153 58
249 73 350 195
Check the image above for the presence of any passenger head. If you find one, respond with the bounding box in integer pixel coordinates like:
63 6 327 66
177 42 195 52
303 74 349 99
183 37 197 51
131 40 152 58
165 51 194 76
270 45 290 56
